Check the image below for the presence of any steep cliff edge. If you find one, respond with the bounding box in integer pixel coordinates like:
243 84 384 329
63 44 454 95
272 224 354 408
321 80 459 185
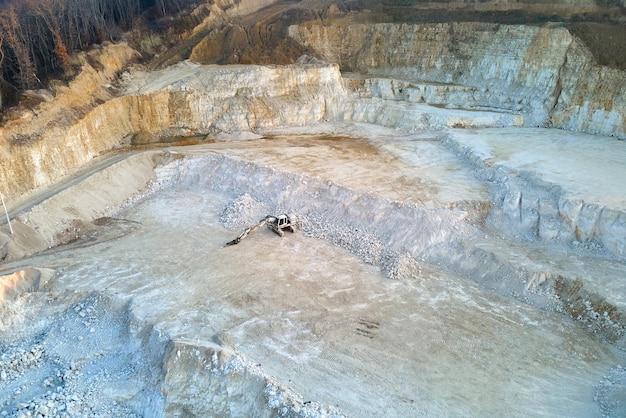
289 21 626 137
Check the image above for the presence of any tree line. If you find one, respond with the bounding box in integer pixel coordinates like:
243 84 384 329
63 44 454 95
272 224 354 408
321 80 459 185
0 0 199 107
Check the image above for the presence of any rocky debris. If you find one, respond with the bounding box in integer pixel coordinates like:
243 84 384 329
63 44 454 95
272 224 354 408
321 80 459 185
0 293 164 418
0 345 44 380
264 382 344 418
163 341 344 417
220 193 267 229
594 365 626 418
299 212 388 267
554 276 626 344
6 375 140 418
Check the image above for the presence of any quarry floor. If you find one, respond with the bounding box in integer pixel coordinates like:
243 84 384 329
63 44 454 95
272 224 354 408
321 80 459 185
1 122 626 417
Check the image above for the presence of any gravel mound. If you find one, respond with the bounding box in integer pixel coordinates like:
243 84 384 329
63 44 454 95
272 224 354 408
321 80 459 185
220 193 268 229
0 292 166 418
595 365 626 418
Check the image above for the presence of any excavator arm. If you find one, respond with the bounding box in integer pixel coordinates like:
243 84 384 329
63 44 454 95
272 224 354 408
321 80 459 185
224 216 275 246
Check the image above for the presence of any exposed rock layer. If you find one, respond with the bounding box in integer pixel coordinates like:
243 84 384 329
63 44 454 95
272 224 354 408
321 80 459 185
1 18 625 207
0 61 345 205
1 0 626 203
289 22 626 136
1 58 625 264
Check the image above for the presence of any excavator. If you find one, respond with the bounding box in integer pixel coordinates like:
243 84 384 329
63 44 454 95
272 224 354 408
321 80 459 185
225 214 297 246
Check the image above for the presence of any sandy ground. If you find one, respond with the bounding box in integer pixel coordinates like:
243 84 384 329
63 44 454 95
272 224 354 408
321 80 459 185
1 122 625 417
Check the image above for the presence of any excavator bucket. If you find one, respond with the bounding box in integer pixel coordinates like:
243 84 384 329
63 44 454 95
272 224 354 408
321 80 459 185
224 217 271 247
225 237 242 247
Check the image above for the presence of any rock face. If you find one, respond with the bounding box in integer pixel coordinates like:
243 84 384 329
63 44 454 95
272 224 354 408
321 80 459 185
441 128 626 262
0 1 625 249
0 61 345 205
1 5 625 204
122 62 345 136
553 38 626 136
289 21 626 136
0 42 141 205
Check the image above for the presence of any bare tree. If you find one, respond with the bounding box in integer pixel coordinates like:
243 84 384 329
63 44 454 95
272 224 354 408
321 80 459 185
0 6 38 89
0 0 204 107
30 0 70 71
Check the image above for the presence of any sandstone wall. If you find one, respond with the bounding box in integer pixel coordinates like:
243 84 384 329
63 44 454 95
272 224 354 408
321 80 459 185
0 63 346 205
288 22 626 137
125 62 345 135
552 37 626 137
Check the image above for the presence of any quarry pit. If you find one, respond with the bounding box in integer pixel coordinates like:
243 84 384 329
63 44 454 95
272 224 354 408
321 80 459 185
1 1 626 417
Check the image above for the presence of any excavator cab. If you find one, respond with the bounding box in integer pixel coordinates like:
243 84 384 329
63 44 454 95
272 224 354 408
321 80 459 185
276 214 290 228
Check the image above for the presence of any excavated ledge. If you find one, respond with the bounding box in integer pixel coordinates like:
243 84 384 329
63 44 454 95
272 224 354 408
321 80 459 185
0 131 625 415
152 151 626 346
4 132 625 344
289 22 626 137
441 128 626 261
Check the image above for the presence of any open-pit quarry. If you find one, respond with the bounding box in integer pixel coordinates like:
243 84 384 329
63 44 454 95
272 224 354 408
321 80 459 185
1 1 626 417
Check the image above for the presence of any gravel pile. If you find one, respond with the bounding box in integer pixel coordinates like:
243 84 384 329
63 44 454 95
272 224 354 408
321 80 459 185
215 166 433 283
594 365 626 417
220 193 267 229
0 293 162 418
0 345 44 381
300 213 423 281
